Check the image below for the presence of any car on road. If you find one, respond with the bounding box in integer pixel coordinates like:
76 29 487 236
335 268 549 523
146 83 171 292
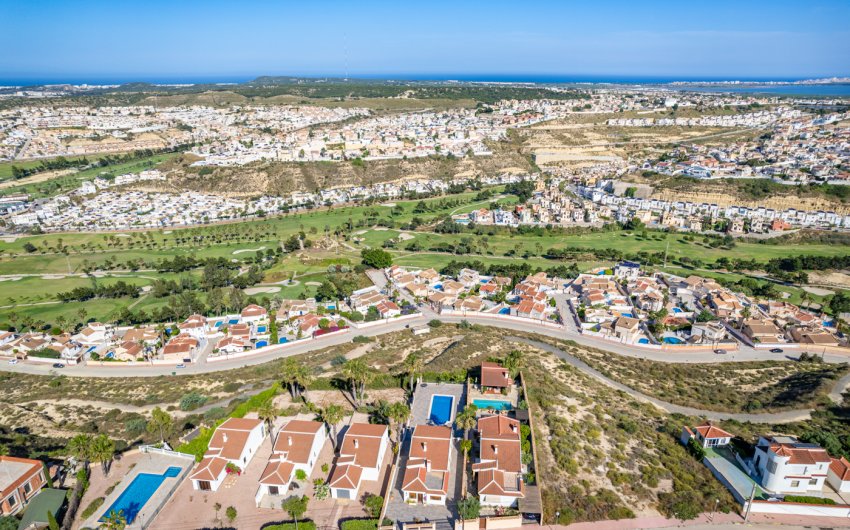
7 359 18 365
52 363 65 368
770 348 783 353
176 363 186 369
714 349 727 355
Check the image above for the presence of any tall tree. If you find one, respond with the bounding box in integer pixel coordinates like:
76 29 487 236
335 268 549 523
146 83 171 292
282 496 309 530
280 358 312 400
146 407 173 444
318 404 345 450
67 434 93 471
91 434 115 476
341 359 372 407
386 401 411 447
402 352 424 393
257 399 278 446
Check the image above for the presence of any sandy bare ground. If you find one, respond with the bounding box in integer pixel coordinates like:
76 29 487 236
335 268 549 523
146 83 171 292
244 286 281 295
397 232 415 241
808 271 850 290
802 286 836 296
232 246 266 254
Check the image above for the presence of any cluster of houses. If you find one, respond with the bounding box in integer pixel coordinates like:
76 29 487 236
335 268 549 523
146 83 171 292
579 182 850 233
566 262 844 350
0 454 64 530
682 422 850 502
642 111 849 184
384 265 564 322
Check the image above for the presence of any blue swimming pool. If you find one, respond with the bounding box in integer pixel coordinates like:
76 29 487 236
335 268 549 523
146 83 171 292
214 321 223 328
473 399 512 411
228 318 239 325
100 466 181 524
638 338 649 344
256 340 268 348
278 337 288 344
663 337 684 344
498 307 511 315
672 307 683 314
257 325 267 333
620 312 633 318
429 395 454 425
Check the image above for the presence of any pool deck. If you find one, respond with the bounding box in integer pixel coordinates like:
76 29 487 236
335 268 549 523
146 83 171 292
410 382 466 429
82 448 194 530
468 384 519 412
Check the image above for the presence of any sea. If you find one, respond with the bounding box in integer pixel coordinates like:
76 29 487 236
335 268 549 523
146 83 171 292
2 74 850 97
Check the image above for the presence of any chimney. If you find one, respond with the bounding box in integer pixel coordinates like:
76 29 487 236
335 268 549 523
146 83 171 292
288 436 293 446
354 439 359 449
510 424 517 433
422 441 428 452
493 444 498 455
223 433 228 443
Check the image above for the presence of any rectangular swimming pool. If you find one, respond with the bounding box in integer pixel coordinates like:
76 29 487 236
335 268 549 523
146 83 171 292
100 466 181 524
429 395 455 425
473 399 513 411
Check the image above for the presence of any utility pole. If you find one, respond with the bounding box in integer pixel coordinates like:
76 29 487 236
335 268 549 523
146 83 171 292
744 483 757 522
663 239 670 269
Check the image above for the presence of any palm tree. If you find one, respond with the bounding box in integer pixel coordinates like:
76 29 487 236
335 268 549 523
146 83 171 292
90 434 115 476
503 350 525 378
402 352 424 393
68 434 93 471
341 359 372 407
386 401 411 447
99 509 127 530
257 399 278 446
281 358 313 401
455 405 478 437
317 404 345 450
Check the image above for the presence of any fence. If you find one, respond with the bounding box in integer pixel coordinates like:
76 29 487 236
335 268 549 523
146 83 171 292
440 311 564 330
206 327 351 363
746 499 850 518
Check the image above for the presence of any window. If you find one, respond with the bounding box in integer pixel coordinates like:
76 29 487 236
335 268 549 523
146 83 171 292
809 478 818 485
7 494 16 507
767 460 777 474
23 482 31 494
790 480 800 488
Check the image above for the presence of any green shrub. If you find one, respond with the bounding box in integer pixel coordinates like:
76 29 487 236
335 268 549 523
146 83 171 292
264 523 316 530
340 520 378 530
783 495 836 505
179 391 208 411
80 497 104 519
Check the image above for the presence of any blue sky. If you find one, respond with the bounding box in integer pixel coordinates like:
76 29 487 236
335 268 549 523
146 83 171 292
2 0 849 83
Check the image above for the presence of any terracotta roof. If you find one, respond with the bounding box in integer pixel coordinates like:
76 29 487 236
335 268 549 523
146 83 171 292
693 422 733 440
401 465 449 495
241 304 268 317
328 463 363 490
208 418 263 460
477 468 523 497
830 457 850 482
274 420 324 464
338 423 387 470
481 362 512 388
190 456 227 482
259 459 295 486
478 416 522 473
408 425 452 472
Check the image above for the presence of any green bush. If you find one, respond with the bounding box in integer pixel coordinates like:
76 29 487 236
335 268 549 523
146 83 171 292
264 523 316 530
783 495 836 505
179 391 208 411
80 496 105 519
340 520 378 530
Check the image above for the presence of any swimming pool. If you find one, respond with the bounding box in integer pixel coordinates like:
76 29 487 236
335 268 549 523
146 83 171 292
255 340 268 348
663 337 684 344
672 307 683 314
257 325 268 333
228 318 239 325
498 307 511 315
278 337 288 344
637 338 649 344
429 395 454 425
100 466 181 524
620 312 634 318
473 399 512 411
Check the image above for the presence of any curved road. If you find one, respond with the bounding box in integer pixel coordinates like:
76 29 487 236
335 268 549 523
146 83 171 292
508 336 847 424
3 299 849 424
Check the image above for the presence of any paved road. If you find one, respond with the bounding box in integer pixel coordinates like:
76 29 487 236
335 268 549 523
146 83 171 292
508 337 818 424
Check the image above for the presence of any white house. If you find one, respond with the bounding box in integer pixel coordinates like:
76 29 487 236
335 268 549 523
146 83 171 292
752 435 831 494
401 425 452 505
241 304 268 324
827 457 850 493
73 322 112 346
178 314 209 339
329 423 390 500
680 422 733 449
256 420 327 504
190 418 266 492
473 415 524 507
614 261 641 281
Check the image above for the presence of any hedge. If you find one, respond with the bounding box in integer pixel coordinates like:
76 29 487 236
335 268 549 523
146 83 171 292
80 497 105 519
263 522 316 530
340 519 378 530
783 495 836 505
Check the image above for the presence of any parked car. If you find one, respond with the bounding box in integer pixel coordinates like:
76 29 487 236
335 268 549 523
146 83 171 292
7 359 18 365
176 363 186 369
770 348 783 353
714 349 727 355
52 363 65 368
